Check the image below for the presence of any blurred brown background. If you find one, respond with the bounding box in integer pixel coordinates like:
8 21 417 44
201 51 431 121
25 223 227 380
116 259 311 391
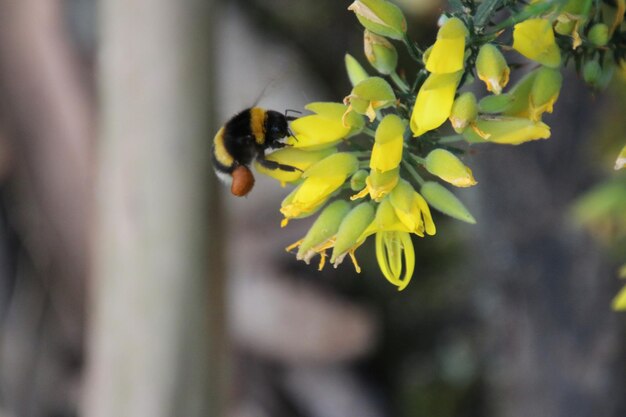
0 1 625 417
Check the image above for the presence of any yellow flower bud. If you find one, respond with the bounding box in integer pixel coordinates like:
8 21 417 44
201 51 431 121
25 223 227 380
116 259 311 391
424 149 477 188
513 18 561 68
449 92 478 133
345 54 370 87
529 67 562 121
615 144 626 170
288 102 364 149
463 117 551 145
256 147 336 185
410 71 462 136
348 0 407 40
344 77 396 122
331 202 376 271
476 44 510 95
478 93 515 114
421 181 476 224
425 17 468 74
389 179 436 236
370 114 405 172
588 23 609 46
364 30 398 75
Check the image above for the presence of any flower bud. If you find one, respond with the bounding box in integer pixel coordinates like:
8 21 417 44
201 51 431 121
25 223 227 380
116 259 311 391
350 169 369 191
410 71 463 136
348 0 407 40
344 77 396 122
256 147 336 185
529 67 562 121
583 60 602 86
331 202 376 267
588 23 609 46
364 30 398 75
371 114 405 172
296 200 351 262
289 102 364 149
476 44 510 94
351 167 400 202
345 54 369 87
424 149 477 188
421 181 476 224
554 19 576 36
449 92 478 133
478 93 515 113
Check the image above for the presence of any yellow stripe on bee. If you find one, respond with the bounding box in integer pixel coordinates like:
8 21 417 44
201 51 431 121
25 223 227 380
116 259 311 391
213 127 234 167
250 107 266 144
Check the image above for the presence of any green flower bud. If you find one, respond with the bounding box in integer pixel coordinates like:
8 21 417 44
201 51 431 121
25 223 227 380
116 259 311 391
425 149 477 188
421 181 476 224
476 44 510 95
588 23 609 46
297 200 352 261
350 169 369 191
347 0 407 40
364 30 398 75
331 202 376 266
463 117 551 145
345 54 370 87
449 92 478 133
554 19 576 36
615 144 626 170
583 60 602 86
344 76 396 121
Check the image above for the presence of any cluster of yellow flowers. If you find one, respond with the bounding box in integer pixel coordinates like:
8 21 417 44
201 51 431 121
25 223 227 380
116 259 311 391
255 0 626 290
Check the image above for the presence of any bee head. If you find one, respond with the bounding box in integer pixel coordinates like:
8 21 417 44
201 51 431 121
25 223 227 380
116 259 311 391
265 110 290 143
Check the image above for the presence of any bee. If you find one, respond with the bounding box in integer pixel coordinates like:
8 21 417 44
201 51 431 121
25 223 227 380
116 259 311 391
212 107 301 197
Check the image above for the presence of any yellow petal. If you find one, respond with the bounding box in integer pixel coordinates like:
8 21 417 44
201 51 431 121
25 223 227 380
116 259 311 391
370 114 405 172
513 18 561 68
410 71 462 136
425 17 468 74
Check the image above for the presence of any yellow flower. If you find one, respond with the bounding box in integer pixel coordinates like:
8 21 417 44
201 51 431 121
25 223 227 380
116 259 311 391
463 117 551 145
410 71 462 137
424 149 477 188
286 200 352 270
499 67 562 121
376 231 415 290
287 102 364 149
370 114 405 172
512 18 561 68
476 44 510 95
351 167 400 202
255 147 336 185
347 0 407 40
330 202 376 272
280 153 359 225
344 77 396 122
425 17 468 74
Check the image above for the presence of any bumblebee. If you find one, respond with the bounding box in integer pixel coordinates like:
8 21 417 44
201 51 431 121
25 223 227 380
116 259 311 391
212 107 300 196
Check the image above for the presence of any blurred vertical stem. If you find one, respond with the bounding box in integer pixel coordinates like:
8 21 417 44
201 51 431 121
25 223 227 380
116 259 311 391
85 0 224 416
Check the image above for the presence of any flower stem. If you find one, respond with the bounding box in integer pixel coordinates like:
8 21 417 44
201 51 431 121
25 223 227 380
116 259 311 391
408 153 427 165
363 127 377 137
402 34 422 64
402 160 425 185
438 134 464 144
488 1 554 33
390 71 410 93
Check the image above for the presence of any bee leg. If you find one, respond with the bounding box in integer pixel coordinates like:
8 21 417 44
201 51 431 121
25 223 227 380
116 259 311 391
257 156 303 172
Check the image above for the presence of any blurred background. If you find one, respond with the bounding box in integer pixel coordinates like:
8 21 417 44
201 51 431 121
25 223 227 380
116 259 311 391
0 1 625 417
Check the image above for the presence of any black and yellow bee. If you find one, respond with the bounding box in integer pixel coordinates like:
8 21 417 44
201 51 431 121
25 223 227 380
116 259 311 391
212 107 300 196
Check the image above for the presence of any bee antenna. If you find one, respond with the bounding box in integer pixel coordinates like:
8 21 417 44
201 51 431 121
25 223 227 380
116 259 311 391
284 108 302 121
287 128 299 142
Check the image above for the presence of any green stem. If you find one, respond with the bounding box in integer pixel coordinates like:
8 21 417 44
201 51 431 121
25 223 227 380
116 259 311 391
438 134 464 144
488 1 555 33
402 33 422 63
409 154 427 165
363 127 376 137
474 0 503 27
390 71 410 93
402 160 425 185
